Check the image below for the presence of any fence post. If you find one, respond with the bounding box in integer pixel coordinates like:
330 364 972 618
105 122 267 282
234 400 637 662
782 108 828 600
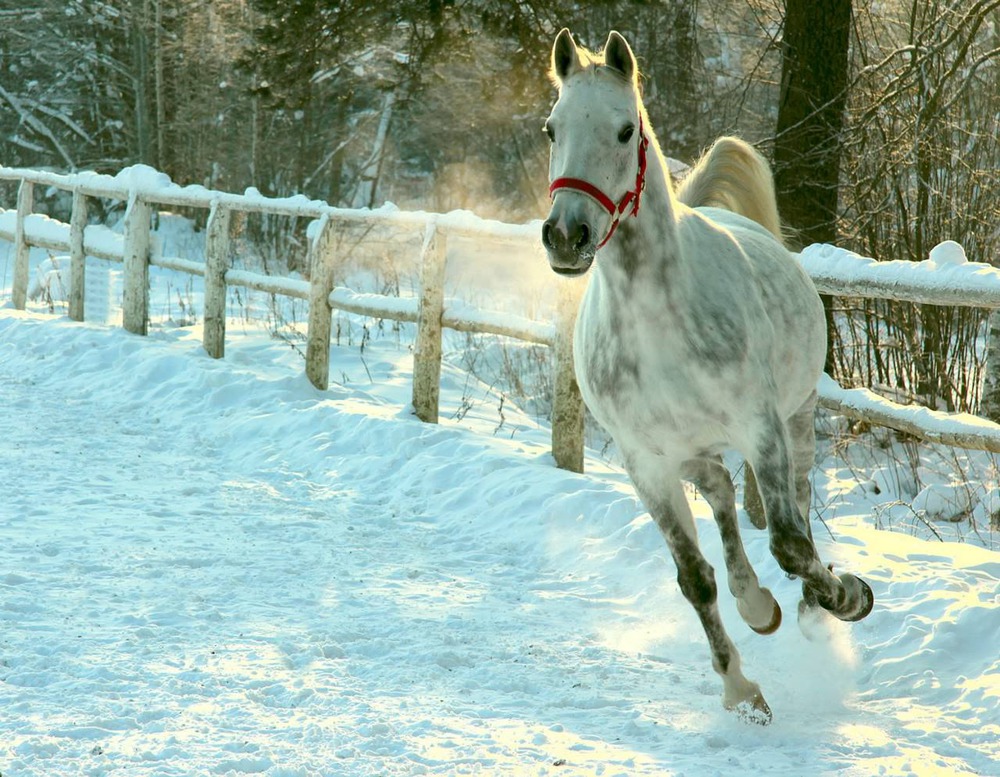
305 215 337 390
412 221 447 423
551 281 585 472
203 202 232 359
122 194 152 335
11 180 34 310
68 189 88 322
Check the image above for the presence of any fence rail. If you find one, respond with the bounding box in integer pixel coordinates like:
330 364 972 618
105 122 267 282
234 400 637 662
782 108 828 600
3 164 1000 464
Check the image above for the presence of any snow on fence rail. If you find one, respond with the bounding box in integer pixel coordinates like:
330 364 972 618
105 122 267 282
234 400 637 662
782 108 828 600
2 164 1000 462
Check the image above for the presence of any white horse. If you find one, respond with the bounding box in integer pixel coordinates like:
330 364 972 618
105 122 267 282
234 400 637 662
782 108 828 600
542 29 873 724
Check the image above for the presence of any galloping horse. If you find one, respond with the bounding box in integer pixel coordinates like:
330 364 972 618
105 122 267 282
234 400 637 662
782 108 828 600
541 29 873 723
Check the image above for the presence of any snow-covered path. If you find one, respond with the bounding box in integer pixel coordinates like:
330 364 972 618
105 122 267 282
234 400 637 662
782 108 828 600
2 310 998 777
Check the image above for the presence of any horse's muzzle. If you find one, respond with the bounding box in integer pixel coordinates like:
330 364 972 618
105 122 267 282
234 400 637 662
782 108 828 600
549 259 593 277
542 216 595 275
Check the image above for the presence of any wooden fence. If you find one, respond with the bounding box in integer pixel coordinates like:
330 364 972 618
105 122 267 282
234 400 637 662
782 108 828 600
2 165 1000 468
0 166 586 471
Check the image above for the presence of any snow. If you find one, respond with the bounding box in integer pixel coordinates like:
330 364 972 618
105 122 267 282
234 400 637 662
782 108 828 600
0 166 539 244
928 240 968 266
110 163 173 192
440 298 555 345
26 255 69 302
799 242 1000 307
818 374 1000 451
2 228 1000 776
911 483 976 522
0 208 124 260
329 287 419 322
2 310 998 777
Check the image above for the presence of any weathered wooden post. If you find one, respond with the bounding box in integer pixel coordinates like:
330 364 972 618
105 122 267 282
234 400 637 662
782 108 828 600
551 280 585 472
412 221 447 423
305 214 337 390
11 180 34 310
68 189 88 322
122 193 152 335
202 202 232 359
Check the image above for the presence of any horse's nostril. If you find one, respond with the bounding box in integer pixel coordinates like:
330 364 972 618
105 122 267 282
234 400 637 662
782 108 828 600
575 224 590 250
542 221 554 249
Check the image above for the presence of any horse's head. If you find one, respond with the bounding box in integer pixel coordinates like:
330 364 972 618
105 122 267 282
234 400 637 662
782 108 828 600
542 29 647 276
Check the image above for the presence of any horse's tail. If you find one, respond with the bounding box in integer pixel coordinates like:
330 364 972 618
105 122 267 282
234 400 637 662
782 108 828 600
675 137 786 246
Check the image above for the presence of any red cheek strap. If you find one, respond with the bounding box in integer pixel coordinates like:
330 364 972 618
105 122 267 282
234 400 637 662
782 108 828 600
547 117 650 249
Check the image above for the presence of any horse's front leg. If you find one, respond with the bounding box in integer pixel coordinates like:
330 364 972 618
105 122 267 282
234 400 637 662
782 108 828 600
683 456 781 635
627 454 772 723
747 407 874 623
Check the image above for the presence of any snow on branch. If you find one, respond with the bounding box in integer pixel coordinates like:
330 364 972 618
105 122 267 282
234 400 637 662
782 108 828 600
0 84 77 169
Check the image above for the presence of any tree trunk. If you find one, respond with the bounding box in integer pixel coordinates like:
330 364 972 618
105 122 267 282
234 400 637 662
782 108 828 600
755 0 852 529
982 310 1000 423
130 0 153 164
153 0 165 170
773 0 852 373
353 89 397 208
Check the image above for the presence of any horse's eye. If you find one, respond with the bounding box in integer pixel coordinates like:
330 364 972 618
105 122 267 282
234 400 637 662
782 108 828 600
544 123 555 143
618 124 635 143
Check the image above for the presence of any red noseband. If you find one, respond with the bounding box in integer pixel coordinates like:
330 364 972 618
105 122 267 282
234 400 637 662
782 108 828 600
548 117 650 249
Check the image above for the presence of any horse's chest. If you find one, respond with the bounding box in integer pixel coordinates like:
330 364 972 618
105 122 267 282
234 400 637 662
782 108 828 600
573 297 735 452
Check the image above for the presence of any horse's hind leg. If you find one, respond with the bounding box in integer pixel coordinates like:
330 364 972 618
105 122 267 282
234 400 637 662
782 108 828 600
788 391 818 526
684 457 781 635
747 392 817 531
629 457 772 723
748 406 874 623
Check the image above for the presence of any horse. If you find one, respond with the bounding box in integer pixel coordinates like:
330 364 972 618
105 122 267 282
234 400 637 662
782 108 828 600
541 29 873 724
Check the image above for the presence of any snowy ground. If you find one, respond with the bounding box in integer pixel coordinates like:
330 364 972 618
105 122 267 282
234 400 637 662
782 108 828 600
2 232 999 776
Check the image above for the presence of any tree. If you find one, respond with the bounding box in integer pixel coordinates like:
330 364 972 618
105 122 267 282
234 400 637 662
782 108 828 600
243 0 417 202
0 3 111 171
772 0 853 373
839 0 1000 413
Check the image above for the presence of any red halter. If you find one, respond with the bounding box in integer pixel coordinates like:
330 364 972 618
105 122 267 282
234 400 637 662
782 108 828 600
548 116 651 249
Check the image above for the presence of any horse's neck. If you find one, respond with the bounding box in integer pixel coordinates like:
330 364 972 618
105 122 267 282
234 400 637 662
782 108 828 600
597 146 684 291
637 147 679 246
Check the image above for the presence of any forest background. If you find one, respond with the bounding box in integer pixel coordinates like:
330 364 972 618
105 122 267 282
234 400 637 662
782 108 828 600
2 0 1000 417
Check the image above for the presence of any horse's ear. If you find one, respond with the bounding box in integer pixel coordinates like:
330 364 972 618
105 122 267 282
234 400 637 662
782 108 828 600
552 28 583 82
604 31 637 82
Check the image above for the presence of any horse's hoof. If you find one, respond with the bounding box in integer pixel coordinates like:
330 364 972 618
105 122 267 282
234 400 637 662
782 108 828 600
731 692 773 726
836 573 874 622
801 572 875 623
749 594 782 636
